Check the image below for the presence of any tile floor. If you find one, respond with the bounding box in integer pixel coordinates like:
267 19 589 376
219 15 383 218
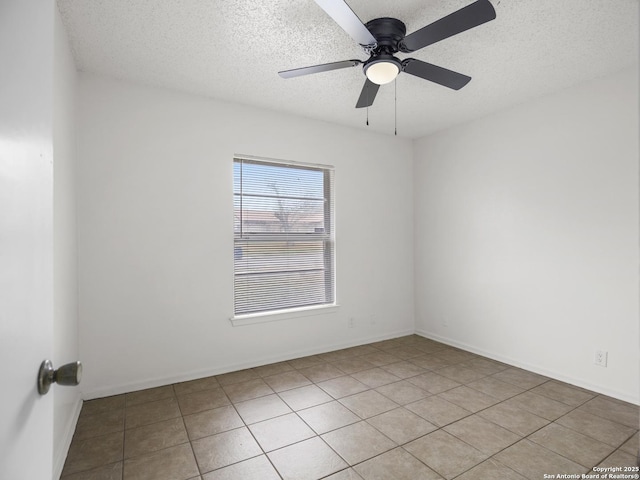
61 335 639 480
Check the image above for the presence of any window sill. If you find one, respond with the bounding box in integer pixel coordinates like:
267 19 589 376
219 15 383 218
231 304 340 327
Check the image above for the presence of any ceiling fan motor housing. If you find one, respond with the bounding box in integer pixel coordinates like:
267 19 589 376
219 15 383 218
364 17 406 51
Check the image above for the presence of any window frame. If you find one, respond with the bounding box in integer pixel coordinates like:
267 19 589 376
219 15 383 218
231 155 337 325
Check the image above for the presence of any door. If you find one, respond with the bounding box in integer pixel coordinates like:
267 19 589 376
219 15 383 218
0 1 56 478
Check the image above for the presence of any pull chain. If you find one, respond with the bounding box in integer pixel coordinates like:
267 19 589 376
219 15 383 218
394 79 397 136
366 85 370 126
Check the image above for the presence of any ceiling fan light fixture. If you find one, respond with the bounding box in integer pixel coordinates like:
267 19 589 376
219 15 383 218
364 55 402 85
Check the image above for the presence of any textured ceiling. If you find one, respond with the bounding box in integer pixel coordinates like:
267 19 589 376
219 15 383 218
57 0 639 138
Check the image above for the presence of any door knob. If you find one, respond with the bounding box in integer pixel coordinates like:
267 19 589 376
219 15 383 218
37 360 82 395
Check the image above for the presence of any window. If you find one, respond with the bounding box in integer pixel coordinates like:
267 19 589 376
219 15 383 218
233 156 335 317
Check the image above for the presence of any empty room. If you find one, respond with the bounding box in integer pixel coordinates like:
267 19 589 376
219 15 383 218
1 0 638 479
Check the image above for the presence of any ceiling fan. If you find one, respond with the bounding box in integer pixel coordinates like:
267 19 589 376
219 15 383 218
278 0 496 108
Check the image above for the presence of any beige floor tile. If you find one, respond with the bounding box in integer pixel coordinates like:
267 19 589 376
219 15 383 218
344 345 380 357
358 352 401 367
404 430 487 479
278 384 333 411
491 368 548 389
375 380 430 405
380 361 426 379
408 355 453 370
354 448 442 480
176 388 230 416
454 459 527 480
123 443 198 480
81 396 125 418
66 337 633 480
435 349 477 364
350 368 401 388
405 396 472 427
620 432 638 455
249 412 315 451
478 402 550 436
268 437 347 480
529 380 595 406
124 417 188 459
324 468 364 479
201 455 280 480
504 391 573 420
317 376 369 398
437 386 500 413
383 346 425 360
173 376 220 396
444 414 521 455
125 386 175 407
414 342 448 355
75 409 125 440
367 407 437 444
297 400 360 434
434 365 487 384
125 397 182 430
298 363 346 382
466 376 525 400
252 361 295 378
62 432 124 476
495 440 587 480
529 423 615 467
329 357 376 374
263 370 311 392
556 410 637 447
183 405 243 440
222 378 274 402
215 368 259 386
406 372 461 394
322 421 396 465
465 358 510 376
191 427 262 473
339 390 399 419
234 394 292 424
579 395 640 428
61 461 123 480
597 449 638 469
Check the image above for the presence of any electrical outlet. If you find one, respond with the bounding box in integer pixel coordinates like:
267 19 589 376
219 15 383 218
594 350 608 367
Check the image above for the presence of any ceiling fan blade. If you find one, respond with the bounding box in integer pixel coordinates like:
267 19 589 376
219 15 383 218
402 59 471 90
400 0 496 52
314 0 377 46
279 59 362 79
355 78 380 108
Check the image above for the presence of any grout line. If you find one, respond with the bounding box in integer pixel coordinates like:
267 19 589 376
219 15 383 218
172 383 204 478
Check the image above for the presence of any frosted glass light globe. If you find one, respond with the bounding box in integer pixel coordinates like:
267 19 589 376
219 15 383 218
365 61 400 85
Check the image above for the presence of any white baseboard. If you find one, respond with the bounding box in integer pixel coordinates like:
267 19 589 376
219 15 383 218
53 395 82 480
415 328 640 406
82 328 415 400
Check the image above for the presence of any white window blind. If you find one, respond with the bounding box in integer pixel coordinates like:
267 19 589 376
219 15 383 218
233 157 335 316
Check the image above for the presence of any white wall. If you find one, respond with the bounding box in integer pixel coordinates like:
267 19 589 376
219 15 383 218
414 68 639 403
77 74 415 398
53 6 80 478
